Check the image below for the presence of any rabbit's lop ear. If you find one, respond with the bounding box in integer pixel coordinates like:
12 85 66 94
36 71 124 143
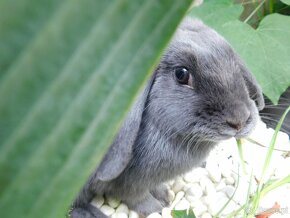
96 72 157 182
241 65 265 111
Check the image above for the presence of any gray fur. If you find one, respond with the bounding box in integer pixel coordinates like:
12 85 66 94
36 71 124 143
70 17 264 218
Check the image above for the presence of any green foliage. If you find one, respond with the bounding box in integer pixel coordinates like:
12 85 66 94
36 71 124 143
281 0 290 5
172 209 197 218
190 0 290 104
0 0 192 217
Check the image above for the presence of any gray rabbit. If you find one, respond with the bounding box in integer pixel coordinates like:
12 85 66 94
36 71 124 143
70 17 264 218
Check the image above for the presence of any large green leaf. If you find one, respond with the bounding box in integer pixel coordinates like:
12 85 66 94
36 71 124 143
191 0 290 104
0 0 191 217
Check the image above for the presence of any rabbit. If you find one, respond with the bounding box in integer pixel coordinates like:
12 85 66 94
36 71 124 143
69 17 264 218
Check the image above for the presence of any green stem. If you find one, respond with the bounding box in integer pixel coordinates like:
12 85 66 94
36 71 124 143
244 0 266 24
237 139 247 174
269 0 274 14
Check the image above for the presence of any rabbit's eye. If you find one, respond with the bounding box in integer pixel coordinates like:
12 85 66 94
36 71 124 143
175 67 189 85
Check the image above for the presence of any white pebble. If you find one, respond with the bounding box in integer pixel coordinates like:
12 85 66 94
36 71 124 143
90 195 104 208
116 203 129 214
208 197 229 215
185 183 203 198
201 194 218 207
162 207 172 218
168 190 175 202
128 210 139 218
172 178 186 193
200 177 216 196
220 200 238 215
184 167 209 183
222 185 235 198
147 212 162 218
205 181 216 196
184 171 197 183
219 159 233 178
206 161 222 183
100 205 115 216
224 177 235 185
170 191 184 209
199 177 211 192
107 196 121 208
275 158 290 178
185 194 199 204
114 212 128 218
174 199 190 210
182 183 193 192
192 202 207 216
215 180 226 191
201 212 212 218
216 191 227 200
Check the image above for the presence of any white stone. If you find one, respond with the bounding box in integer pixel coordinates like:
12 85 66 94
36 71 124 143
182 183 193 192
275 158 290 178
168 190 175 202
199 177 212 192
147 212 162 218
184 167 209 183
206 161 222 183
233 178 253 205
220 199 238 215
174 199 190 210
185 183 203 198
222 185 235 199
116 203 129 214
161 207 172 218
107 196 121 208
219 159 233 178
192 201 207 216
216 191 227 200
100 205 115 216
172 178 186 193
201 194 218 207
184 171 197 183
115 212 128 218
170 191 184 209
224 177 235 185
90 195 104 208
200 177 216 196
215 180 226 191
201 212 212 218
168 180 175 187
185 194 199 204
208 197 229 215
128 210 139 218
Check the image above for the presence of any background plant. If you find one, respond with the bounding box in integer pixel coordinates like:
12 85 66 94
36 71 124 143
191 0 290 104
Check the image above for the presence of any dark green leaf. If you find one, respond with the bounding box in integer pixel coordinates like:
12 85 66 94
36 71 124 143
172 209 197 218
0 0 192 217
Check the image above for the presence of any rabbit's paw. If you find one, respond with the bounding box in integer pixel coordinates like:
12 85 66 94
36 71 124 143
150 184 170 207
124 192 163 217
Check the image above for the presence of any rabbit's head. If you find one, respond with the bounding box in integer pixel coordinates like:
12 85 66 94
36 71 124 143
146 18 264 142
96 18 264 182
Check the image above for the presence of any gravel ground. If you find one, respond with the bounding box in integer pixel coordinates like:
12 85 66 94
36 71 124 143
91 120 290 218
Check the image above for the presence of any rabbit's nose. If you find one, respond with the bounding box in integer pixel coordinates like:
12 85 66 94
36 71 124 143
226 120 242 131
225 102 251 131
